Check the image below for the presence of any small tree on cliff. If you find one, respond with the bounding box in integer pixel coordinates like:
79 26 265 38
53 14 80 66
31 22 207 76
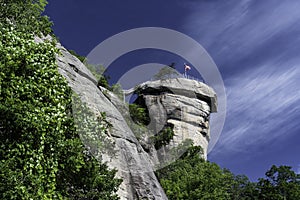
153 63 180 80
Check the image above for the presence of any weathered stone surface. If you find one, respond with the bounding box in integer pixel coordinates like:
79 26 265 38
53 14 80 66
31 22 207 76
55 43 167 200
134 79 217 161
54 40 217 199
136 78 217 112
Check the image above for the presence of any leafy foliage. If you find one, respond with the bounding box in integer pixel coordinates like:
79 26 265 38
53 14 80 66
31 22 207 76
110 83 124 100
128 103 149 125
230 174 258 200
97 76 123 100
0 0 53 35
71 95 117 160
156 146 234 200
0 24 121 199
98 75 111 89
152 126 175 150
4 3 298 200
126 103 150 140
66 49 108 85
83 63 105 82
68 49 86 63
257 165 300 200
153 64 180 80
66 49 124 100
156 147 300 200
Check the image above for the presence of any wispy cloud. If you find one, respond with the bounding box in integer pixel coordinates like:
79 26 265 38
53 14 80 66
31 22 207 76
219 64 300 152
182 0 300 73
181 1 300 157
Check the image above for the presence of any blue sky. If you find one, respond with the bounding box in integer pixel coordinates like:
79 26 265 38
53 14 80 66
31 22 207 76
45 0 300 181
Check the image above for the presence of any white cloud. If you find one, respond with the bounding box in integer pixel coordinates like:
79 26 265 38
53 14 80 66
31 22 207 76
218 64 300 152
182 1 300 62
181 1 300 156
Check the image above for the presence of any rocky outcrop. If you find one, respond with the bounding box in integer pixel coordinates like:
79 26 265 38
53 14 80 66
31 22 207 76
54 41 217 199
134 79 217 162
136 78 217 112
55 43 167 200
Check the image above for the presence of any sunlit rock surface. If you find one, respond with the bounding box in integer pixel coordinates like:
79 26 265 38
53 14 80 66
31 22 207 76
56 43 167 200
134 79 217 162
55 41 217 199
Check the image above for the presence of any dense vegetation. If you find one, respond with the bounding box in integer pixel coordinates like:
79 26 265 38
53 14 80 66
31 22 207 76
0 0 52 35
156 146 234 199
0 1 121 199
156 145 300 200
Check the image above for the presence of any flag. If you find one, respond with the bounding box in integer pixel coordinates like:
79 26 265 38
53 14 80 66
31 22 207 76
184 63 191 71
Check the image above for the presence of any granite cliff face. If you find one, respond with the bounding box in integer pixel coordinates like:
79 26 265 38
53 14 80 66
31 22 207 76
55 42 217 199
56 43 167 200
134 79 217 162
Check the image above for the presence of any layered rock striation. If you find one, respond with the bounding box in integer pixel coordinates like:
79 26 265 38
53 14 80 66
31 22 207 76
134 79 217 162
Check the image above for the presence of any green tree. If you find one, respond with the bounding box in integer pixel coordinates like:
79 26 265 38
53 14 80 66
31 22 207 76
110 83 124 100
0 6 121 198
98 74 111 89
257 165 300 200
230 175 258 200
65 49 123 99
0 0 52 35
156 146 235 200
68 49 86 63
152 126 175 150
153 63 180 80
128 103 149 125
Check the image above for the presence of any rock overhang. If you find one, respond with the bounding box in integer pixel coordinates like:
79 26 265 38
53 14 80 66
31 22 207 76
135 78 217 113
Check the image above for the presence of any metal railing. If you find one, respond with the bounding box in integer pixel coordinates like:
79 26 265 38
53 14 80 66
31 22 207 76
182 74 205 83
122 74 205 102
150 73 204 83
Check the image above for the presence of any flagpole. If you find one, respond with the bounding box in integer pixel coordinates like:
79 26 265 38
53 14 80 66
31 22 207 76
184 63 186 78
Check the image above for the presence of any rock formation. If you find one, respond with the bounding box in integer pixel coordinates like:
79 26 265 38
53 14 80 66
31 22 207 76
133 79 217 164
56 43 167 200
55 42 217 199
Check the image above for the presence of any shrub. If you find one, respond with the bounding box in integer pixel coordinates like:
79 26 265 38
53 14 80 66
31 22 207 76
129 103 149 125
68 49 86 63
0 0 53 35
152 125 175 150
